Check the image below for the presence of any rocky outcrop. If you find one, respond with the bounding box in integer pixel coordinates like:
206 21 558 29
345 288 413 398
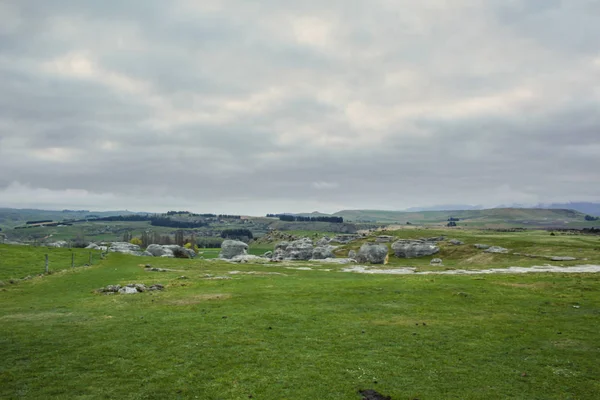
48 241 69 248
391 240 440 258
330 235 361 244
316 237 331 246
551 256 577 261
108 242 144 256
219 240 249 259
484 246 509 254
312 246 335 260
144 244 195 258
376 235 394 243
97 283 164 295
474 244 490 249
356 243 388 264
449 239 464 246
348 250 357 259
281 238 314 260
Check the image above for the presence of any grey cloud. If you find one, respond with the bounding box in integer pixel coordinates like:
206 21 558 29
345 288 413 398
0 0 599 214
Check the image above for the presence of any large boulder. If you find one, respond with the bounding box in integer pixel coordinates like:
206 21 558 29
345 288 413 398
283 238 314 260
312 246 335 260
391 240 440 258
146 244 172 257
219 240 248 259
162 245 196 258
109 242 144 256
356 243 388 264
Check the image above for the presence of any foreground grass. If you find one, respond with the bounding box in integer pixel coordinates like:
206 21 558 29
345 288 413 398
1 250 600 399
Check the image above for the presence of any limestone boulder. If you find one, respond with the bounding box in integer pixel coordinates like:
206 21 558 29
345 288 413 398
391 240 439 258
219 240 249 259
356 243 388 264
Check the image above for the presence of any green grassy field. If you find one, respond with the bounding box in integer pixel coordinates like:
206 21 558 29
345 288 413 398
1 230 600 399
0 244 103 281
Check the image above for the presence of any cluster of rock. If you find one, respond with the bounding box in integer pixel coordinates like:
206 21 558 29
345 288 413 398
97 283 164 295
219 238 339 262
86 243 108 251
93 242 195 258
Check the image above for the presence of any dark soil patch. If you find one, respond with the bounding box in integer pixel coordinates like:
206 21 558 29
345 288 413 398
359 389 391 400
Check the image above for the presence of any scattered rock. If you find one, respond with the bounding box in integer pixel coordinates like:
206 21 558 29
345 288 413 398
449 239 464 245
228 255 270 263
391 240 440 258
219 240 249 259
145 267 170 272
98 283 163 294
484 246 509 254
430 258 443 265
262 251 273 258
348 250 357 259
551 256 577 261
356 243 389 264
474 244 490 250
376 235 394 243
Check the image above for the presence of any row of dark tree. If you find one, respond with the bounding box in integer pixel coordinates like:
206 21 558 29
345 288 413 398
220 229 253 240
266 214 344 223
585 215 599 221
26 220 53 225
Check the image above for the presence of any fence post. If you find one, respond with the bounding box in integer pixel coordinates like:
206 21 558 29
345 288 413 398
45 254 49 274
71 252 75 268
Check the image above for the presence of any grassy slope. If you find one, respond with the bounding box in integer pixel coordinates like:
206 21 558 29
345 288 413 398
333 228 600 271
335 208 594 228
1 242 600 399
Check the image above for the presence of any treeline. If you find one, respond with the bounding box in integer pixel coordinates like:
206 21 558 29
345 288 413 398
266 214 344 223
150 217 207 229
26 220 53 225
585 215 599 221
221 229 253 240
92 215 151 222
165 211 241 219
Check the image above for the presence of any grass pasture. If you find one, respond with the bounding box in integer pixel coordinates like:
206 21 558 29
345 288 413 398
1 232 600 399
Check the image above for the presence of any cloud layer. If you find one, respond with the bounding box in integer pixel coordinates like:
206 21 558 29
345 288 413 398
1 0 599 214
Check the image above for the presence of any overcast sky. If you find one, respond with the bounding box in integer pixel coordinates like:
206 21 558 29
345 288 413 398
1 0 599 215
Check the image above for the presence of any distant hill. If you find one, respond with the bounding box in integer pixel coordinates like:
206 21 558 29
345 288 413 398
333 208 593 228
535 202 600 216
0 208 143 229
404 204 484 212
